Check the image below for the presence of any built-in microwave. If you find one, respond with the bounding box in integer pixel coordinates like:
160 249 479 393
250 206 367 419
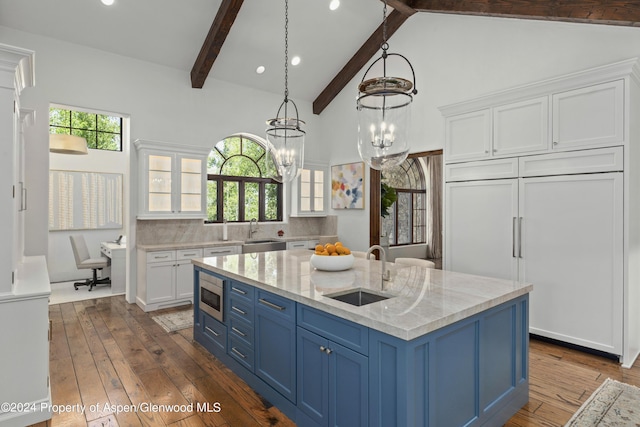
199 272 224 322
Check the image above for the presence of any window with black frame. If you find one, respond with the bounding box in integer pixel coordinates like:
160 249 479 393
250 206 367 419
381 157 427 246
206 134 282 223
49 106 122 151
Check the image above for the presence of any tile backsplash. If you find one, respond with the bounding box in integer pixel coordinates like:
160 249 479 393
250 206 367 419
136 216 338 245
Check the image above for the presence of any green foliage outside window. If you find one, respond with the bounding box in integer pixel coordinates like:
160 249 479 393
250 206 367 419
49 107 122 151
207 135 282 223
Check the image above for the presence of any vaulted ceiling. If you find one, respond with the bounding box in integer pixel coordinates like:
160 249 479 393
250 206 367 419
1 0 639 115
192 0 640 115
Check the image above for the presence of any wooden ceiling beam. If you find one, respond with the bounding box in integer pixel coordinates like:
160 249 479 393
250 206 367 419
191 0 244 89
403 0 640 26
312 8 414 115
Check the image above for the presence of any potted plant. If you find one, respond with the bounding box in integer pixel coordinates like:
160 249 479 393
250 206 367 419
380 182 397 246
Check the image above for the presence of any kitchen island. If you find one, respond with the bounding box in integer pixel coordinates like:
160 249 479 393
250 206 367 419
192 249 532 427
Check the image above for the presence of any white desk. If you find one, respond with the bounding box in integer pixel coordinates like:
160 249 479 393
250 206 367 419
101 241 126 294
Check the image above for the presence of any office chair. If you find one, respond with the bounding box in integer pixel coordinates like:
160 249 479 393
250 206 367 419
69 235 111 291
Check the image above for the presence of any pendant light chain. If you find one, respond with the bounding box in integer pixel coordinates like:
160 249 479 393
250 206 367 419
381 1 388 53
284 0 289 102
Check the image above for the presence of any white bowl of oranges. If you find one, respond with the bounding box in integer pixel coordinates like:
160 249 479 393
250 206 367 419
310 242 355 271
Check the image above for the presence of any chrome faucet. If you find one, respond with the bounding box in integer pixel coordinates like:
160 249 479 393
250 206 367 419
366 245 391 285
249 218 258 238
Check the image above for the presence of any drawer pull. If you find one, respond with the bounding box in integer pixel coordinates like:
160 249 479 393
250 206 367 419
204 326 219 337
155 255 170 259
231 327 246 337
319 345 332 355
232 306 247 315
258 298 286 311
231 347 247 359
182 252 197 256
231 286 247 295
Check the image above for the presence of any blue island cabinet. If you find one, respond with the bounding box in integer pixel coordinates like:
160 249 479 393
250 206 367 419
369 294 529 427
193 266 530 427
296 306 369 427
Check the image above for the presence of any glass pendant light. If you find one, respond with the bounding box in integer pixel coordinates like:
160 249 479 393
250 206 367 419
357 0 417 170
266 0 305 183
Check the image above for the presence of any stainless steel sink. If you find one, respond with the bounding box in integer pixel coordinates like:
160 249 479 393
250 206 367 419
242 239 286 253
326 289 390 307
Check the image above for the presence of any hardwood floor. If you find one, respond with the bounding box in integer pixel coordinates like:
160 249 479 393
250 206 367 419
32 295 640 427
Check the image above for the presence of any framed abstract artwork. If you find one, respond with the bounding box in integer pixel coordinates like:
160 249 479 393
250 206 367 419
331 162 365 209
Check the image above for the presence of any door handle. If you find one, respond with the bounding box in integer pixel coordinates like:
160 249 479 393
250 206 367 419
518 217 523 258
258 298 286 311
512 217 517 258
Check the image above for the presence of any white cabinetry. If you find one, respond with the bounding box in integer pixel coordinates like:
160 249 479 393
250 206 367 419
552 80 624 149
291 163 327 216
203 245 240 257
519 173 623 354
441 58 640 366
0 43 51 426
493 96 549 156
445 96 549 162
137 245 239 312
445 178 518 281
138 249 203 311
286 240 308 250
446 164 623 355
444 109 491 162
134 139 211 219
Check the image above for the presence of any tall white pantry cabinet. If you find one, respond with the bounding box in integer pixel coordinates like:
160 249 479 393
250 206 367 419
441 58 640 367
0 43 52 426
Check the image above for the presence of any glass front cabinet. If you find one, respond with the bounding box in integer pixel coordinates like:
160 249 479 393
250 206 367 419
135 139 211 219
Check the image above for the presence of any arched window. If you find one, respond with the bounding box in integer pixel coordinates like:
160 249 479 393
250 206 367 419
382 157 427 246
206 134 282 222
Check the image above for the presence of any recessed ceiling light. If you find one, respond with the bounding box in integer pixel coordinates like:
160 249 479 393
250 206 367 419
101 0 115 5
256 65 266 74
291 56 301 66
329 0 340 11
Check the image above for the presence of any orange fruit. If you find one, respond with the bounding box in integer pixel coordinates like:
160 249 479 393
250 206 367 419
335 242 343 247
325 244 336 254
315 244 324 252
342 247 351 255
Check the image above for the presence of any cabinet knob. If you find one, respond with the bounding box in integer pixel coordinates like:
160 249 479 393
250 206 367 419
493 149 497 153
553 141 558 145
319 345 326 352
484 150 489 154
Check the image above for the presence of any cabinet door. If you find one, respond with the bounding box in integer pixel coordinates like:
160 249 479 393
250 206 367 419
297 327 329 426
255 296 296 403
146 261 175 304
177 155 206 217
330 341 368 427
176 260 195 300
493 96 549 157
552 80 624 149
445 179 519 280
293 163 327 216
519 173 623 354
144 153 173 215
444 109 491 162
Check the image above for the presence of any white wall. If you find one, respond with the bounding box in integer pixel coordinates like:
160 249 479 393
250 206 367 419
321 13 640 251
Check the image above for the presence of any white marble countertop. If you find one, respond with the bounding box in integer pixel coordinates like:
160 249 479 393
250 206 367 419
137 235 331 251
192 249 532 341
138 240 245 251
0 256 51 302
